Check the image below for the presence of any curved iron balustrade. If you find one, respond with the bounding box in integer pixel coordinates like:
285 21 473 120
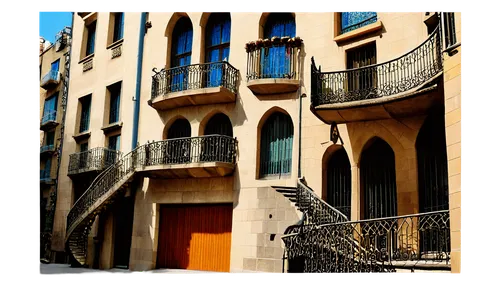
68 147 122 176
311 24 443 107
65 135 237 265
151 61 239 101
285 180 347 235
282 210 450 272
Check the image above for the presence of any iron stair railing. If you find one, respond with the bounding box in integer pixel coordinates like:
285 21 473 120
65 135 237 265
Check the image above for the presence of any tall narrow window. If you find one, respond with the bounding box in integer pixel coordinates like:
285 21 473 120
262 13 295 78
46 131 55 147
79 142 89 169
86 21 97 56
340 12 377 34
171 17 193 92
205 13 231 88
43 158 52 179
202 113 233 162
260 112 293 177
79 95 92 133
42 94 58 124
346 42 377 98
166 118 191 164
107 134 121 164
108 82 121 124
443 12 457 48
113 12 124 42
326 148 351 219
51 59 60 72
108 134 121 151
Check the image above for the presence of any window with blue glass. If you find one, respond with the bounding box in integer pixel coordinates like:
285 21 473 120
108 82 121 124
86 21 97 56
42 158 52 179
46 131 55 147
260 112 294 177
262 13 295 78
79 95 92 133
113 12 124 42
42 94 58 124
171 17 193 92
340 12 377 34
205 13 231 88
51 59 60 72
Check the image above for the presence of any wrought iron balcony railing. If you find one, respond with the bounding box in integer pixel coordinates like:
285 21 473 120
66 135 238 264
282 210 450 272
68 147 122 176
41 110 57 126
151 61 238 100
245 37 302 81
40 70 61 88
140 135 238 166
40 169 51 181
40 144 55 153
311 24 443 107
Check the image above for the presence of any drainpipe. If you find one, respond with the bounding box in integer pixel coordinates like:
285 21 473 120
131 12 147 149
297 48 303 180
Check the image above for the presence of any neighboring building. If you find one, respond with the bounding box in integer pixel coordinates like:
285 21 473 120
40 26 72 262
50 12 460 273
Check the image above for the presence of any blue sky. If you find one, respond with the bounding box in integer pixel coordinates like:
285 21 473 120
39 12 73 42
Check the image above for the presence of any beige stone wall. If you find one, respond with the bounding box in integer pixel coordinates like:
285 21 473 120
52 12 141 252
443 13 461 273
55 12 460 272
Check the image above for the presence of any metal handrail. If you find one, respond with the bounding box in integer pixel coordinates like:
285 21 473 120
40 144 55 153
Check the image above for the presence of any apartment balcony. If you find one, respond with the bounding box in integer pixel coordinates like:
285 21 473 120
310 25 443 124
136 135 237 178
40 111 58 131
68 147 122 177
40 169 54 185
149 62 238 110
40 70 61 90
40 144 56 157
245 37 302 95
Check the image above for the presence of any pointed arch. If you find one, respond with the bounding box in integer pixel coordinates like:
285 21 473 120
258 108 294 178
323 146 352 219
360 136 397 220
203 113 233 137
416 112 449 212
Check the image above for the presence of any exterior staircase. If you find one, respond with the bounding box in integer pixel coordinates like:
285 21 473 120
65 136 237 265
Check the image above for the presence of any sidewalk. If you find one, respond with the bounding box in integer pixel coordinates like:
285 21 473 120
32 264 282 280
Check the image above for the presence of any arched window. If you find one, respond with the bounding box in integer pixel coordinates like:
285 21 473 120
167 118 191 163
340 12 377 34
360 137 396 219
260 112 293 177
171 17 193 92
205 13 231 88
326 148 351 219
202 113 233 162
262 13 295 78
204 113 233 137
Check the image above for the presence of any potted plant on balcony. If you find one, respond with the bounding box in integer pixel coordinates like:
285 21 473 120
245 41 256 53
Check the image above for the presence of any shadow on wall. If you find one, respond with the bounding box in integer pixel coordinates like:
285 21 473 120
156 204 233 272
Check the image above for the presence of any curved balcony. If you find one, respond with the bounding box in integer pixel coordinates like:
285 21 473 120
68 147 122 177
245 37 302 95
137 135 237 178
40 111 58 131
311 25 443 124
149 62 238 110
40 70 61 90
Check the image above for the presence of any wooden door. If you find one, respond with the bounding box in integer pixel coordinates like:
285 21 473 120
157 204 233 272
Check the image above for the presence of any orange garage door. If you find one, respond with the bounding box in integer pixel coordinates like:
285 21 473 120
157 204 233 272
